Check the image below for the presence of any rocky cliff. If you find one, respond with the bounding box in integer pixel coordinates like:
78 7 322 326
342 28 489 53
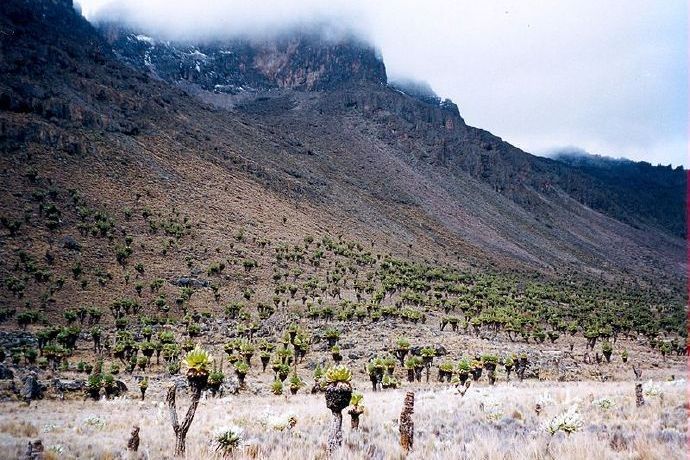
99 24 387 93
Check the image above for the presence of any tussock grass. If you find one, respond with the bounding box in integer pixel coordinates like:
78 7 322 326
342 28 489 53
0 379 685 459
0 421 38 438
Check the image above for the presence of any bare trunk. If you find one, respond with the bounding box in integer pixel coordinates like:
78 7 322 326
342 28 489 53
174 436 186 457
350 413 360 430
399 391 414 453
327 410 343 454
167 384 202 457
127 426 140 452
635 383 645 407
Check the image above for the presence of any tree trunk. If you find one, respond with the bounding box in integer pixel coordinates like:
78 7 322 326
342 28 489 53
635 383 645 407
399 391 414 453
350 412 360 430
174 435 186 457
167 384 202 457
327 410 343 453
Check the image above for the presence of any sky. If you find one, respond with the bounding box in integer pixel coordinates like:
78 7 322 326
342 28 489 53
76 0 688 167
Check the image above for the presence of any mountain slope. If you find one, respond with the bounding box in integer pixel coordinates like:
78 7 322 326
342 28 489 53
0 0 685 330
100 23 686 243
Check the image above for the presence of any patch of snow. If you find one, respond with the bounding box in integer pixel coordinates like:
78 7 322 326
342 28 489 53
188 50 208 60
134 35 155 45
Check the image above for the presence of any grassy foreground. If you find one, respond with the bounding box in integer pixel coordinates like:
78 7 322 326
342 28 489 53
0 373 686 459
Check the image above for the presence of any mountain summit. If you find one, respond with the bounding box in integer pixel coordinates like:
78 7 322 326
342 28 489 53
99 24 387 93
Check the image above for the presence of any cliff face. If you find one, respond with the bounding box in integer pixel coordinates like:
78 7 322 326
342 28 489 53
100 25 387 92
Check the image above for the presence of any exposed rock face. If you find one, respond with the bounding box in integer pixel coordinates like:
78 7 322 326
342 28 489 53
171 277 209 288
0 332 38 351
20 373 42 401
51 379 85 394
100 25 387 93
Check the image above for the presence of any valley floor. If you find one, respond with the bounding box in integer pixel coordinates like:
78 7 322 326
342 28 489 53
0 371 686 459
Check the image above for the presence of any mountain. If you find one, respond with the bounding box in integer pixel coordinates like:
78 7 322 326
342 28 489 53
550 149 686 238
0 0 685 332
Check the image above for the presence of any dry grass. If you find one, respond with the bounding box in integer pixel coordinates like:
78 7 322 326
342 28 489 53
0 421 38 439
0 378 685 459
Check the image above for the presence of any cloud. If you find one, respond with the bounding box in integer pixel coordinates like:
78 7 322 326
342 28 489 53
76 0 688 167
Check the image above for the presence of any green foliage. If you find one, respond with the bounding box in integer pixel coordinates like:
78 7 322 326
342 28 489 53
86 373 102 391
234 361 250 375
457 359 471 373
313 364 324 380
404 356 422 369
214 428 243 454
324 365 352 384
271 380 283 395
289 374 304 390
183 345 213 376
601 341 613 353
395 338 411 350
381 374 400 388
208 370 225 386
439 361 454 372
481 354 499 365
350 392 364 407
421 347 436 358
323 327 340 340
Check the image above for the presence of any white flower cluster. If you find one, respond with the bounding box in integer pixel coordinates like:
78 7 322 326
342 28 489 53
260 410 298 431
643 380 663 397
592 397 616 410
42 423 58 433
545 405 584 435
48 445 65 454
82 416 105 429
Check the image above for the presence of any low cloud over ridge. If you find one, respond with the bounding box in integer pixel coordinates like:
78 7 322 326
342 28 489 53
76 0 688 167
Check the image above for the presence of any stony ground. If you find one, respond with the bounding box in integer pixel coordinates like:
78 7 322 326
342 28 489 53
0 367 685 459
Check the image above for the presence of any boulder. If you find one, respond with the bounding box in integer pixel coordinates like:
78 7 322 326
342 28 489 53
62 235 81 251
20 373 42 401
0 331 38 350
0 364 14 380
220 378 239 396
170 277 208 288
434 345 448 356
114 380 128 396
52 379 85 393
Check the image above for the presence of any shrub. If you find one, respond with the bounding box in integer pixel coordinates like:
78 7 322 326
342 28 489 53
271 380 283 395
381 374 399 389
213 427 244 455
546 406 584 435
